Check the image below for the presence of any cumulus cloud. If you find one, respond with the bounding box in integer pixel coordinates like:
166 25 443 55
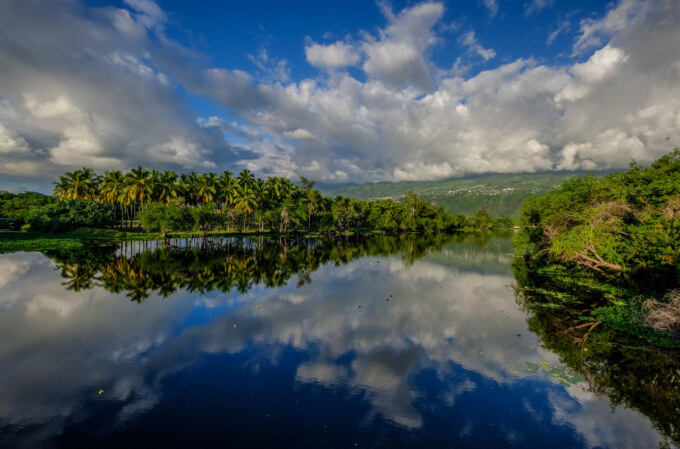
305 41 360 70
0 122 30 155
1 0 680 189
361 1 444 91
0 0 236 191
573 0 643 54
233 0 680 181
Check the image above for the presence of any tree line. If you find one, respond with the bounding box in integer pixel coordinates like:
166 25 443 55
42 166 507 234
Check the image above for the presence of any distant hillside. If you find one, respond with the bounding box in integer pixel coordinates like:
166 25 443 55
322 172 598 218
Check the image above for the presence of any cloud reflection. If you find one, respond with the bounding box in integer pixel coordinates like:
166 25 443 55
0 241 669 448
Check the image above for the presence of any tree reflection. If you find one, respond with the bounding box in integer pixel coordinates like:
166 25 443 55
514 258 680 446
45 233 476 302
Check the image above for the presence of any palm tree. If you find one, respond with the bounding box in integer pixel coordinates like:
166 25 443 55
234 183 257 229
253 179 270 231
300 176 318 230
217 170 237 209
279 177 295 199
179 172 199 206
52 167 98 200
265 177 286 203
52 175 70 200
238 168 255 188
99 170 125 227
125 166 153 205
196 173 217 205
123 166 153 227
99 170 124 204
156 171 179 205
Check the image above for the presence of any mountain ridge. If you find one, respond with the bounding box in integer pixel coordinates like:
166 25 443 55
321 171 607 218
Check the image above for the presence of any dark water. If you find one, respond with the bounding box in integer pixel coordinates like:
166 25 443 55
0 234 677 448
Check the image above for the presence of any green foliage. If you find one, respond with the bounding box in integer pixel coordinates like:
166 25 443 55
591 305 680 348
0 192 55 229
514 149 680 344
29 200 116 233
138 203 197 233
10 167 512 236
193 204 223 231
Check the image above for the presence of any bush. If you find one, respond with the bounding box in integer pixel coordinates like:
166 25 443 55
30 200 116 233
138 203 196 233
193 204 223 231
0 192 55 229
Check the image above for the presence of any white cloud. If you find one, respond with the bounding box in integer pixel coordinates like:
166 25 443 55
123 0 166 30
482 0 499 19
226 0 680 182
0 0 234 191
1 0 680 189
147 136 217 169
459 31 496 61
573 0 642 54
305 41 359 69
556 45 629 102
393 161 455 181
247 48 291 83
525 0 554 16
361 1 444 91
283 128 316 140
0 122 30 154
547 20 570 46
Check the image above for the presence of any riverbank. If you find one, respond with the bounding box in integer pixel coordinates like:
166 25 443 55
0 226 508 254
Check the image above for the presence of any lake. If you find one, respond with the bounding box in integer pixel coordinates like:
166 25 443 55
0 234 677 448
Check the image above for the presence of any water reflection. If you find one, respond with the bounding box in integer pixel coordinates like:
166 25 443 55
515 260 680 446
45 234 461 301
0 235 674 448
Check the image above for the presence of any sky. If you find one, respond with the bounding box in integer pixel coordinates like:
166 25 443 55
0 0 679 193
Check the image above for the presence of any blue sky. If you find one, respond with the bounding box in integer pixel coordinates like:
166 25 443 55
1 0 679 192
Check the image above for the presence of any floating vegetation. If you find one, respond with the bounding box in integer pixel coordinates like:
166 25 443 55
522 362 585 387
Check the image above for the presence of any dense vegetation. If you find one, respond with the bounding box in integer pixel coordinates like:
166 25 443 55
514 150 680 345
325 172 584 218
44 167 508 234
0 191 55 230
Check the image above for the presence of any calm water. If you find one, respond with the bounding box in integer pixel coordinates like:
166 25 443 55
0 234 677 448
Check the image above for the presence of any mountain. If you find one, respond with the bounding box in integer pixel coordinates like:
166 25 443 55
322 172 599 218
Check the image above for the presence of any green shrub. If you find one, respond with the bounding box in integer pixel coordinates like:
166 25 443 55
193 204 223 231
29 200 115 233
138 203 197 233
0 192 55 229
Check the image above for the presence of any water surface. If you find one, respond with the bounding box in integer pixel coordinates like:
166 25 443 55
0 235 676 448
